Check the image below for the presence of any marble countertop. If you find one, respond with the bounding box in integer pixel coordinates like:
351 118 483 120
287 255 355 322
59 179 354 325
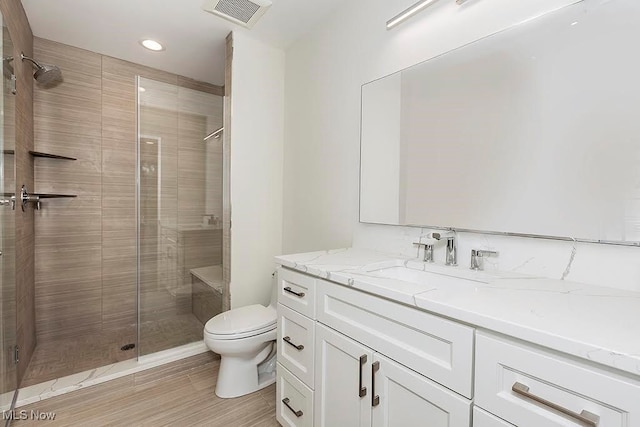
275 248 640 378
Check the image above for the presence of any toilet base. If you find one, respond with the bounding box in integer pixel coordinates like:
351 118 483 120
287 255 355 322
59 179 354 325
215 343 276 398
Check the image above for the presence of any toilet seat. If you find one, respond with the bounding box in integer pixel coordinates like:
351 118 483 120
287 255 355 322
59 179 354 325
205 304 276 340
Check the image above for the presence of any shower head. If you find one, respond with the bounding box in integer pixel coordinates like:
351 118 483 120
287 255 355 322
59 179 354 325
20 53 63 86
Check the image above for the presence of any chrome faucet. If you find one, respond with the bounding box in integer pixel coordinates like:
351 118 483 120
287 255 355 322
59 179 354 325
470 249 498 271
422 231 457 266
413 242 434 262
444 236 457 266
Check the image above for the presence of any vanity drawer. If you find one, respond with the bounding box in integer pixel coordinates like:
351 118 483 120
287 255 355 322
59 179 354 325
316 279 474 398
277 363 314 427
277 303 315 388
278 268 316 318
473 408 514 427
475 332 640 427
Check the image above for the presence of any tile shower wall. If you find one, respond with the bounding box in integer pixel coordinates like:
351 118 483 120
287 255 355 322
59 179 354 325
32 37 223 343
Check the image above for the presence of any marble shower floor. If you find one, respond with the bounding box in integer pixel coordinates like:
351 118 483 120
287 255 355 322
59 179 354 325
13 352 278 426
21 314 205 388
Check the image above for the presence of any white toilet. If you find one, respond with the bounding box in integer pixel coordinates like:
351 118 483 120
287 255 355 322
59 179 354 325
204 281 277 398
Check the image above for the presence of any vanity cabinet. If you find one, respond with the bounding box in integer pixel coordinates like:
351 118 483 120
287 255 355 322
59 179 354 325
315 279 475 398
314 323 372 427
276 263 640 427
315 324 470 427
475 332 640 427
278 304 315 387
313 281 472 427
277 365 314 427
276 267 472 427
276 268 317 427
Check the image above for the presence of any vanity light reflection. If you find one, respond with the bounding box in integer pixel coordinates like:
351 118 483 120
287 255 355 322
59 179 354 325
386 0 439 30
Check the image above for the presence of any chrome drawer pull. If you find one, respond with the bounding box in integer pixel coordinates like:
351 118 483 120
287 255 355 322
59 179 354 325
284 286 305 298
371 361 380 407
282 398 303 417
283 336 304 351
512 382 600 426
359 355 367 397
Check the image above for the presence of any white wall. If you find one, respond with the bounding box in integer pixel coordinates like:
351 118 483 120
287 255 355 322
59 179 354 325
230 32 285 308
283 0 640 291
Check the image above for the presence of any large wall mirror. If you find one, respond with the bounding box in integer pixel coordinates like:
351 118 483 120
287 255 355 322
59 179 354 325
360 0 640 245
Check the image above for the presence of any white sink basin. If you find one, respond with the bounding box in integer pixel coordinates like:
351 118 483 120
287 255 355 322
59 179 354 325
361 259 534 289
372 265 485 287
375 266 442 282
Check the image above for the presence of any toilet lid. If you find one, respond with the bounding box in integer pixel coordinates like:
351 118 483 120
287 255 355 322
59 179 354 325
204 304 276 336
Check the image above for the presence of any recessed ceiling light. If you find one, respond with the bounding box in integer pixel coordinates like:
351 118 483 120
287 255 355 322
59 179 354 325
138 87 146 92
140 39 164 51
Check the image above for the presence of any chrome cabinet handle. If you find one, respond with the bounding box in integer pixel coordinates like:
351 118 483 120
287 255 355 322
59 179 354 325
371 361 380 407
283 336 304 351
284 286 305 298
359 355 367 397
282 398 303 418
512 382 599 426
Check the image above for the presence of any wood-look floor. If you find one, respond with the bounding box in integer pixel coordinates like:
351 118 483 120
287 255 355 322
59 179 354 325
21 314 204 388
14 352 278 427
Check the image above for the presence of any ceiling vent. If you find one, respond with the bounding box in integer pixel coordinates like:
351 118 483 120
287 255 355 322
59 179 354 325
203 0 272 29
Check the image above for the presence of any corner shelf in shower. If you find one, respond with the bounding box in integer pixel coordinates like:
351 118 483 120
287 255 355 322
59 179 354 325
29 151 77 161
30 151 77 197
3 150 15 155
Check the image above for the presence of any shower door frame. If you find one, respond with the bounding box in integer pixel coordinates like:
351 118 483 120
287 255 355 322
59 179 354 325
135 75 141 360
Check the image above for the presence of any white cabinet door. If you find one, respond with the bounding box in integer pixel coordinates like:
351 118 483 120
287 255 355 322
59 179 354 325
372 353 471 427
317 278 474 397
315 324 373 427
473 408 515 427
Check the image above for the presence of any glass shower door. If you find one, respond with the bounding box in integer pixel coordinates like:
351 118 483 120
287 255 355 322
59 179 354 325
137 76 224 356
0 14 17 409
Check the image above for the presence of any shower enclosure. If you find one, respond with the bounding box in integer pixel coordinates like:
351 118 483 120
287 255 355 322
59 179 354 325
1 15 17 408
137 76 224 356
12 53 225 391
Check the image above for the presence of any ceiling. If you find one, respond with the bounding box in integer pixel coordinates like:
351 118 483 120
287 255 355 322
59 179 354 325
21 0 345 86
